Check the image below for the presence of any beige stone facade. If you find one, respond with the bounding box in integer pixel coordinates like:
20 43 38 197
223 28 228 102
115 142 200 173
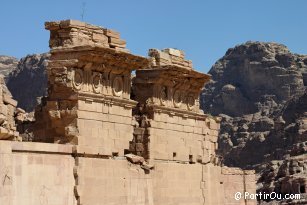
0 20 256 205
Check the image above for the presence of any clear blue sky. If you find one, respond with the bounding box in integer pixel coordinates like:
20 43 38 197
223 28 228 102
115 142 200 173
1 0 306 73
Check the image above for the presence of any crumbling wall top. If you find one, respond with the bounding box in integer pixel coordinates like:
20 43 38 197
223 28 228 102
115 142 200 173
45 19 128 52
149 48 193 70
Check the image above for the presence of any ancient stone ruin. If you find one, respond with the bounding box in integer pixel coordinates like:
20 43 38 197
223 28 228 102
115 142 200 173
0 20 256 205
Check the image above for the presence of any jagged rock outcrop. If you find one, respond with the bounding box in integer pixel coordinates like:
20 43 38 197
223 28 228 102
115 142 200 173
0 55 18 78
201 41 307 203
0 74 20 140
6 53 49 112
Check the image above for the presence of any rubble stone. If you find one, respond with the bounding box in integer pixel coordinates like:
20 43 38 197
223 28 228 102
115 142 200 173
0 75 19 141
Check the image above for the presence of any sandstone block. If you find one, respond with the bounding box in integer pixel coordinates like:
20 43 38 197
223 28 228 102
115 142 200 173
109 37 126 48
60 19 86 28
104 29 120 39
125 154 145 164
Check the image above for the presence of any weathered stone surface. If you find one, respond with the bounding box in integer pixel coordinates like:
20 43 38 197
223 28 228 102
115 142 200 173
202 41 306 117
201 41 307 204
256 93 307 204
6 53 49 112
45 19 128 51
201 42 307 166
0 56 18 79
125 153 145 164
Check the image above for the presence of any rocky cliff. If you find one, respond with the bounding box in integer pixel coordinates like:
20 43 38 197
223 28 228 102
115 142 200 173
201 41 306 166
256 92 307 203
6 53 48 112
201 41 307 203
0 55 19 78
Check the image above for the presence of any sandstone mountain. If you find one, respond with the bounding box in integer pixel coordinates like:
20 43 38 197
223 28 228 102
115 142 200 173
201 41 307 202
201 41 306 166
0 55 19 78
6 53 48 112
202 41 306 118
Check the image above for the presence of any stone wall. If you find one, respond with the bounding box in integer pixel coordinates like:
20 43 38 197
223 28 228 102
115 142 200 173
132 48 218 165
75 157 152 205
222 167 256 205
0 141 76 205
0 20 256 205
0 141 256 205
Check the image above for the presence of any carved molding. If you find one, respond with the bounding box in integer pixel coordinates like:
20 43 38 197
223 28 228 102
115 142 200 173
70 67 130 99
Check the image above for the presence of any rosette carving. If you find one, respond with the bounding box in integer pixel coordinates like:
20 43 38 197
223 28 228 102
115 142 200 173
187 94 195 111
173 90 181 108
159 86 167 106
112 76 123 97
72 69 83 91
91 72 102 94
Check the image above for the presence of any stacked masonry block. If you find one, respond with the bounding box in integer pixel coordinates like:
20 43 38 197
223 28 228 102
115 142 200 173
0 141 75 205
129 127 150 159
45 19 128 52
153 163 204 205
74 157 152 205
148 113 219 163
221 167 256 205
76 102 135 156
149 48 193 69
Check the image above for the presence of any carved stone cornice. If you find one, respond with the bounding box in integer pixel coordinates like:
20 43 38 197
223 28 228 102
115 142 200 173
133 62 211 113
135 66 211 92
47 46 150 101
50 46 149 71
